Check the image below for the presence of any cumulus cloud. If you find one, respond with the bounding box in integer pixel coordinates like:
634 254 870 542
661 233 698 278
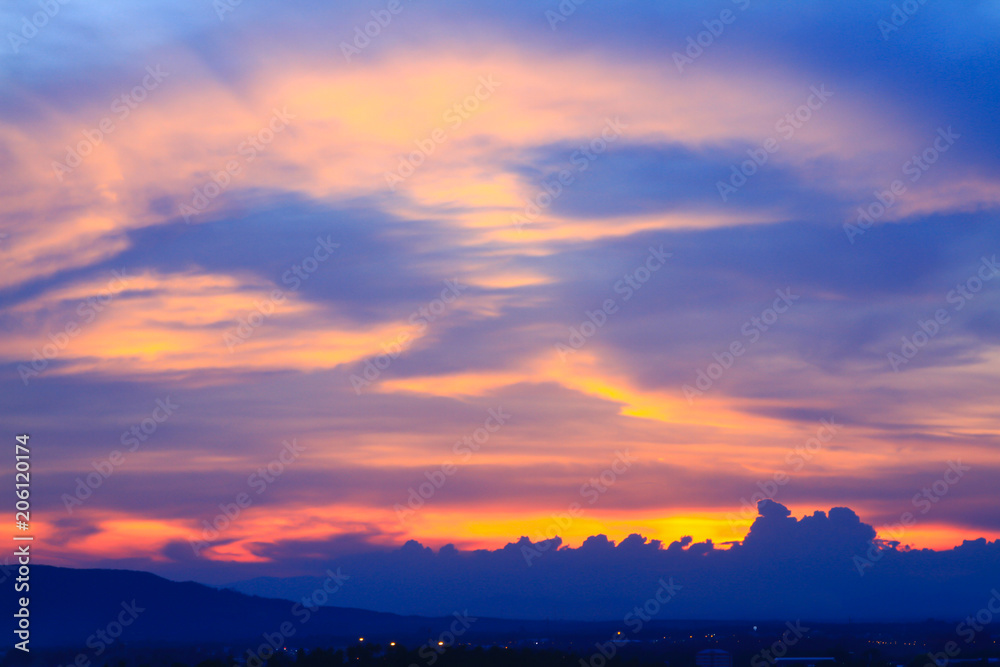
221 501 999 621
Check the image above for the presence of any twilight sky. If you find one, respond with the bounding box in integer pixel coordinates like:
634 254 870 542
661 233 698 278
2 0 1000 581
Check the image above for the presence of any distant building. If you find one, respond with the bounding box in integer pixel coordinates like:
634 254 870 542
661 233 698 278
774 658 837 667
697 649 733 667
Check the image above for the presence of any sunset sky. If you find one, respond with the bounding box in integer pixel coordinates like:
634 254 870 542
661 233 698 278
2 0 1000 580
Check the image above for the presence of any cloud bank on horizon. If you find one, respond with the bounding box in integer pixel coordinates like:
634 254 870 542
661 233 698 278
1 0 1000 580
226 500 1000 621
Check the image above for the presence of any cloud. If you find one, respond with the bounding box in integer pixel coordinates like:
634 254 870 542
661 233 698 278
220 501 1000 621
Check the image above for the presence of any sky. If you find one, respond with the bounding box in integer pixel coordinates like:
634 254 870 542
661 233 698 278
224 501 1000 620
1 0 1000 585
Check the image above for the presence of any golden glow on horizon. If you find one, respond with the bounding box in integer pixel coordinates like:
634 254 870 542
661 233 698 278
33 508 999 567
